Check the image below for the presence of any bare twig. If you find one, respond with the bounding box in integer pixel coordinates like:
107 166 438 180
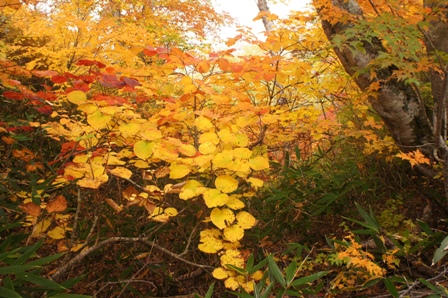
50 237 213 282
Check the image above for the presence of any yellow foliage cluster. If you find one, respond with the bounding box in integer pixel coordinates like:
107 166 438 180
331 234 386 291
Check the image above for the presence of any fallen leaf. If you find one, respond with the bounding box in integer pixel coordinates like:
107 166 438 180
46 195 68 213
19 202 41 217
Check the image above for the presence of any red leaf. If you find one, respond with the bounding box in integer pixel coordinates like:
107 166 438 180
51 75 68 84
160 96 175 103
121 76 141 87
143 47 157 56
2 91 24 100
135 95 151 103
36 105 53 115
79 74 96 83
37 91 57 101
76 59 106 68
230 63 244 73
32 70 58 77
64 72 79 80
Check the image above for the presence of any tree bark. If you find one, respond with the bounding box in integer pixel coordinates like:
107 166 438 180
313 0 448 208
313 0 437 154
256 0 274 32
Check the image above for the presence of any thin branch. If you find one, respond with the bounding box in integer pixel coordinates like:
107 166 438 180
50 237 213 282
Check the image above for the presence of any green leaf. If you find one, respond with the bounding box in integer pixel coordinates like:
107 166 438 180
229 292 253 298
0 265 39 274
0 287 22 298
13 239 44 265
60 274 86 289
285 260 297 286
294 146 301 161
246 254 254 272
289 271 329 287
432 236 448 265
267 255 286 288
384 278 399 298
16 273 66 290
27 253 65 266
204 282 214 298
48 295 92 298
225 264 246 275
356 203 380 232
418 278 442 293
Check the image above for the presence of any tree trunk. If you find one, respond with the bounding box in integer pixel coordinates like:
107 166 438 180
313 0 448 208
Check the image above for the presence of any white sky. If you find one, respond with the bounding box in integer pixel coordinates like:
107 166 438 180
214 0 311 39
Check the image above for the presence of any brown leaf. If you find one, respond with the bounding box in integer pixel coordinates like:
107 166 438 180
105 198 123 213
19 202 41 217
57 240 69 252
141 200 156 214
122 185 139 200
46 195 68 213
155 166 170 178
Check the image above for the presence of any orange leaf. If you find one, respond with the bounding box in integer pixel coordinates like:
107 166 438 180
218 58 230 71
19 202 41 217
46 195 68 213
197 60 211 73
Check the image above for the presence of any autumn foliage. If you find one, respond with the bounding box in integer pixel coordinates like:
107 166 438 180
1 0 448 296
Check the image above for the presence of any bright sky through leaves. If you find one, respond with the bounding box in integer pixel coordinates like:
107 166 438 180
214 0 310 39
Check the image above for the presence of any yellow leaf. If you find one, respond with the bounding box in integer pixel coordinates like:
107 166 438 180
73 155 89 163
180 75 193 85
199 132 220 144
226 195 245 210
109 167 132 179
215 175 238 193
67 90 86 105
212 267 229 280
249 156 270 171
139 129 163 141
247 177 264 188
134 160 150 168
134 140 154 160
218 128 234 143
220 249 244 268
119 122 140 138
184 83 196 94
106 154 126 166
203 188 229 208
169 162 191 179
198 239 223 254
78 103 98 114
87 110 111 130
195 116 213 131
224 277 239 290
199 142 216 154
47 226 66 239
211 208 235 230
164 207 178 217
213 150 234 168
179 143 197 157
199 228 223 253
236 211 257 229
234 134 249 147
31 219 52 238
223 224 244 242
99 106 123 115
233 148 252 159
77 174 108 189
179 180 205 200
